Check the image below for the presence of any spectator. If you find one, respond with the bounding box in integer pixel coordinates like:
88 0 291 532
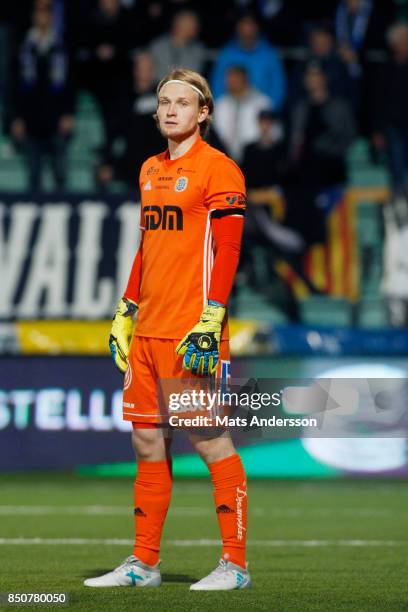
289 64 356 243
290 64 356 190
133 0 204 46
97 52 164 191
149 9 206 81
371 23 408 195
334 0 373 54
381 191 408 327
43 0 65 42
291 22 361 112
213 65 272 162
210 13 287 110
81 0 131 156
240 109 321 321
0 5 14 129
334 0 394 54
241 109 286 187
257 0 303 47
334 0 395 137
10 3 74 191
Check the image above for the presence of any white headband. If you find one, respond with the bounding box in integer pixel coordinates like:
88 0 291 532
159 79 206 101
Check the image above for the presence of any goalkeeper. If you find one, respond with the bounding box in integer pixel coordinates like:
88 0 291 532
85 68 249 591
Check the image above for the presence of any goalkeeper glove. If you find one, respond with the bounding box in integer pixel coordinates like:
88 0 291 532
176 301 226 376
109 297 138 374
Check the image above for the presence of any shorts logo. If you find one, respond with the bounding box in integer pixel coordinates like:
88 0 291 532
175 176 188 192
124 363 132 390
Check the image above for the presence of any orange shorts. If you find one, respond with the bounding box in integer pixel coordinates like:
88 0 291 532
123 336 231 427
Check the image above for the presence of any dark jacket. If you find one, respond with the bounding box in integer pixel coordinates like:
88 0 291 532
242 140 287 189
14 28 73 137
291 53 361 111
371 58 408 132
290 95 356 186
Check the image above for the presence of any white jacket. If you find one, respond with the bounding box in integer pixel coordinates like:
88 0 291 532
213 88 271 162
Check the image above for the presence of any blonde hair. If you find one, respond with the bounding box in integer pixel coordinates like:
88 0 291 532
155 68 214 136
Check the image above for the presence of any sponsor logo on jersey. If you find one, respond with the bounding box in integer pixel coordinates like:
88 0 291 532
158 176 173 181
177 167 196 174
226 194 246 206
175 176 188 192
147 166 159 175
143 205 183 230
143 180 152 191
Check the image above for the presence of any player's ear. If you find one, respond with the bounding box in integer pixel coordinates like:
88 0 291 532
198 105 209 125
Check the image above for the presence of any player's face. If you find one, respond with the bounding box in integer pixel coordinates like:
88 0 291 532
157 82 208 142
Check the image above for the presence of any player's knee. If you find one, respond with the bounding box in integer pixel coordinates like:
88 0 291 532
190 433 236 465
132 428 168 461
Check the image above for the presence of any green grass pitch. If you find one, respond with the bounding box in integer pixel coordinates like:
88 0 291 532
0 474 407 611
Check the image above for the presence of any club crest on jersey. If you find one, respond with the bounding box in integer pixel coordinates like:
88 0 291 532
174 176 188 192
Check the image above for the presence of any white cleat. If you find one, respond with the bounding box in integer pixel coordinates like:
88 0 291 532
190 559 251 591
83 555 161 588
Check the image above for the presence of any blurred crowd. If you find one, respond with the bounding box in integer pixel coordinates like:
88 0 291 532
2 0 408 322
2 0 405 189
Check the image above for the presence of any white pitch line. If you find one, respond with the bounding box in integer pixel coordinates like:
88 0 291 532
0 538 403 547
0 506 209 516
0 506 398 517
0 538 134 545
170 539 403 547
0 506 128 516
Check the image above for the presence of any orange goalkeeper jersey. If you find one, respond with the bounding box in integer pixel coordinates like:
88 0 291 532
134 136 246 340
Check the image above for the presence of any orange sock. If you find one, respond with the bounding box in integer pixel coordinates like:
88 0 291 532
208 453 247 568
133 459 172 566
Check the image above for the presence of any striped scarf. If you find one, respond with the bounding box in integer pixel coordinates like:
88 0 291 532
20 28 67 92
335 0 372 51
